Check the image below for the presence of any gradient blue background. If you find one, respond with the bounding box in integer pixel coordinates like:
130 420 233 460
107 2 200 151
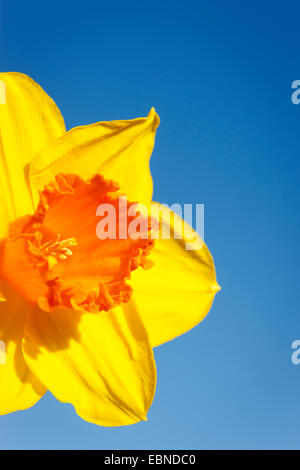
1 0 299 450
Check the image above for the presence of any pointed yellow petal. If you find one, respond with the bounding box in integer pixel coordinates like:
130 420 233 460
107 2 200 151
29 108 160 206
0 72 65 237
0 287 46 414
130 203 220 347
22 306 156 426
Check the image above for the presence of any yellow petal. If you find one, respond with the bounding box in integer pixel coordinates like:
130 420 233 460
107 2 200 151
0 72 65 237
130 203 220 347
22 306 156 426
29 108 160 206
0 286 46 414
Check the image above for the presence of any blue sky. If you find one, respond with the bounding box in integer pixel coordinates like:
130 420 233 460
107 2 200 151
1 0 300 449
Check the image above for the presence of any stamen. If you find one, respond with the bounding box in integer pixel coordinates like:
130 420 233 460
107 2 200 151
27 233 78 270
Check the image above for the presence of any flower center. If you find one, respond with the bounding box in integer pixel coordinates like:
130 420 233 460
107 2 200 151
0 174 155 313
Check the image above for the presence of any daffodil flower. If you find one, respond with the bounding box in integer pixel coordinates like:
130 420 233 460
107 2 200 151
0 73 220 426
